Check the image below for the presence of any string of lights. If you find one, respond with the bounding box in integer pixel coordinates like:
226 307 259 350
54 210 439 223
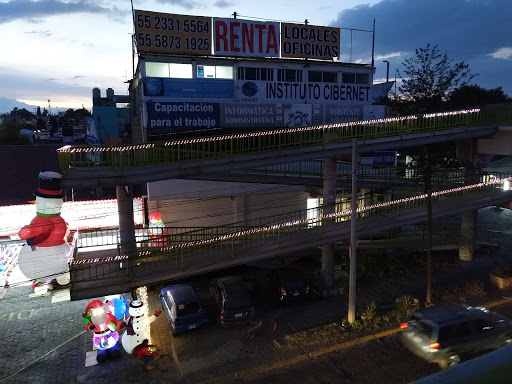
68 175 507 265
54 108 480 153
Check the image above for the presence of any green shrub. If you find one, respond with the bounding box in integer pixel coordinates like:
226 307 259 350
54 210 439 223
392 295 417 322
361 301 381 329
435 280 485 302
350 319 364 330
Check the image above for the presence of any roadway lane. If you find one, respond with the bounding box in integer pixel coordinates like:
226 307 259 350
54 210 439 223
219 300 512 384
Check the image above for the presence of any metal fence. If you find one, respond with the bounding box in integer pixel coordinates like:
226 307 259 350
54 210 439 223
70 173 512 282
58 106 512 172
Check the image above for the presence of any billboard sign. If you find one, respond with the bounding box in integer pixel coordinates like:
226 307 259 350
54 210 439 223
281 23 340 60
134 10 341 61
213 18 280 58
134 10 211 55
220 104 277 128
235 80 371 104
146 101 220 130
143 77 234 98
324 105 364 123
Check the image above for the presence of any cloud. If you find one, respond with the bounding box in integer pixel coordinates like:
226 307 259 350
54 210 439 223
213 0 235 8
329 0 512 95
490 47 512 60
374 52 404 61
331 0 512 61
25 29 52 38
0 0 126 24
153 0 198 10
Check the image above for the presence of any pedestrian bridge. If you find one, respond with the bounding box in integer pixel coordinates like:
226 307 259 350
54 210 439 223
58 106 512 187
57 105 512 299
69 174 512 300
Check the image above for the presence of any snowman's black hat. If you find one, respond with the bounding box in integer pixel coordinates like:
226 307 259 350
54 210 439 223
33 171 64 199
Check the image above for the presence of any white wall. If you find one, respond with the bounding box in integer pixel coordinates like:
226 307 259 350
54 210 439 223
148 180 308 228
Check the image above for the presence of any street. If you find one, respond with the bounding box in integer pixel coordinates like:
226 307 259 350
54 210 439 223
2 256 512 384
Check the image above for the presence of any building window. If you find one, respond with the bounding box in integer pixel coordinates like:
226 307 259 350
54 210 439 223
356 73 370 84
169 63 192 78
145 62 193 79
342 72 356 84
197 65 233 79
308 71 337 83
237 67 274 81
342 72 370 84
146 62 169 78
278 69 303 82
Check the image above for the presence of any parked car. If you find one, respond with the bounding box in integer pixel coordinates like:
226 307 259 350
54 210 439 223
400 303 512 368
160 284 209 335
268 266 310 302
210 276 255 327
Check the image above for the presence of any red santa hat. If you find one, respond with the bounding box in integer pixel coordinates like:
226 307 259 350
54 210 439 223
85 299 104 313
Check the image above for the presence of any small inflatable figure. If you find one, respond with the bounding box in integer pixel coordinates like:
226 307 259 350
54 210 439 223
121 299 149 354
83 299 122 363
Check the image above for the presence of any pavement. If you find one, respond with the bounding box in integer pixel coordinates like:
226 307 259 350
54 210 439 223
1 206 512 384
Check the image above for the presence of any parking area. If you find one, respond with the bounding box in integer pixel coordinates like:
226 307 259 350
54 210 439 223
2 243 512 384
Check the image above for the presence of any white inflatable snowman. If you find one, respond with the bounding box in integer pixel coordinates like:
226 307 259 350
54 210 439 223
17 171 70 293
121 299 149 354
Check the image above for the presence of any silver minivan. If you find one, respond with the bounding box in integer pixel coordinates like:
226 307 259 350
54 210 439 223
400 303 512 368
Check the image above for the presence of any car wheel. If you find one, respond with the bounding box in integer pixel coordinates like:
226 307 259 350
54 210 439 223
446 354 460 368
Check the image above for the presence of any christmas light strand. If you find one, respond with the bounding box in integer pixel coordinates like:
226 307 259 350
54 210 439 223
70 176 507 265
56 108 480 153
137 285 152 344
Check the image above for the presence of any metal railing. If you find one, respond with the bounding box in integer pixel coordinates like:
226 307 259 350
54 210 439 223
58 106 512 172
70 173 512 282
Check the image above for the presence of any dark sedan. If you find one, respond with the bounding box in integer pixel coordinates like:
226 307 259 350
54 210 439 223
268 266 310 302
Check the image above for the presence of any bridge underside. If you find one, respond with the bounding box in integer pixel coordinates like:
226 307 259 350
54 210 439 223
69 187 512 300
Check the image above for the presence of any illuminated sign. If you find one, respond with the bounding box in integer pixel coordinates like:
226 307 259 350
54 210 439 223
134 10 211 55
213 18 280 58
281 23 340 60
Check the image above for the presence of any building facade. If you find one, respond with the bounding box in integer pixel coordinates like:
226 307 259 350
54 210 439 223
127 10 385 229
129 10 385 143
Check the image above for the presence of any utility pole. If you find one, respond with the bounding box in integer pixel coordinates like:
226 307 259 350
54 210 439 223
424 150 433 305
348 138 358 324
383 60 389 83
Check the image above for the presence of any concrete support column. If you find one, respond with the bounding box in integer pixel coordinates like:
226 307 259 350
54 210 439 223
117 185 136 257
321 157 337 289
460 210 477 262
456 140 478 262
234 195 247 224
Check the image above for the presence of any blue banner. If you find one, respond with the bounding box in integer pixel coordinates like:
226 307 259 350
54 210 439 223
146 102 220 131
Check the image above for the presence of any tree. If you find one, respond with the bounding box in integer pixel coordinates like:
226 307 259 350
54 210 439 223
62 107 91 125
396 44 478 113
0 119 30 144
447 85 511 109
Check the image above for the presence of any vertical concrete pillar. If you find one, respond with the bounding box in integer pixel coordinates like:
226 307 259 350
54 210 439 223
321 157 337 288
456 140 479 262
459 210 476 262
234 195 247 224
117 185 136 257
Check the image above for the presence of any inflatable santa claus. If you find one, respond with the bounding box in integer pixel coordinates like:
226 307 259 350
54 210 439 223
17 171 71 293
83 299 122 363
